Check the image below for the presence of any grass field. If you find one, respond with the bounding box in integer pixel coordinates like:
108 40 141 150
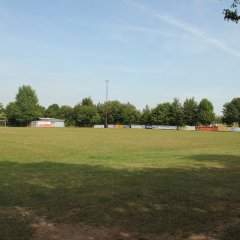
0 128 239 240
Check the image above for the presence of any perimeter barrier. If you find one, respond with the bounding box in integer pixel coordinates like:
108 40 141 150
218 126 231 132
178 126 196 131
131 125 145 129
94 125 105 128
93 124 239 133
197 126 218 131
108 125 118 128
152 125 177 130
230 127 240 132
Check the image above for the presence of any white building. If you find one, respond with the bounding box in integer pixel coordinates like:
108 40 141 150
30 118 65 128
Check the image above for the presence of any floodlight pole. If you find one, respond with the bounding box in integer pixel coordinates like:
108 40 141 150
105 79 109 128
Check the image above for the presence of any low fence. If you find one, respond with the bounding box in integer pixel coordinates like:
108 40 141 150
131 125 145 129
178 126 196 131
94 125 105 128
152 125 177 130
218 126 231 132
93 124 239 133
197 126 218 131
230 127 240 132
107 125 118 128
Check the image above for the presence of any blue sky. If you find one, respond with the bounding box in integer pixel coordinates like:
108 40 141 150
0 0 239 114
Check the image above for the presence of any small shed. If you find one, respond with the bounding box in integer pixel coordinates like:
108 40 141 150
30 118 65 128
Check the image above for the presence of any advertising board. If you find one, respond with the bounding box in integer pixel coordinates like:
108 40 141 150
152 125 177 130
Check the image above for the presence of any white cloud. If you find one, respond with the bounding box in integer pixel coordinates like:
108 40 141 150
121 25 178 38
125 1 240 58
154 13 240 58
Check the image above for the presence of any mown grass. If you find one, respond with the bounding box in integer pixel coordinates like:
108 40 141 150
0 128 239 239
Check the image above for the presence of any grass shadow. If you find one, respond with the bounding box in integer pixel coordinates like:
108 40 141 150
0 154 239 239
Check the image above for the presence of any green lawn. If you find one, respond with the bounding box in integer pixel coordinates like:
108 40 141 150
0 128 239 239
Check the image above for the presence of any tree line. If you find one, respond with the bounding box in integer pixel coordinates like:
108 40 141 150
0 85 240 127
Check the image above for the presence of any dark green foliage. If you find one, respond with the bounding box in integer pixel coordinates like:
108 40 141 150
122 102 141 125
5 102 20 126
46 104 60 118
2 85 238 128
6 85 42 126
170 98 184 126
81 97 94 106
141 105 152 125
151 102 172 125
223 0 240 23
183 98 198 126
106 100 124 124
197 98 215 126
96 103 105 124
15 85 42 125
96 101 140 125
59 105 74 126
73 102 100 127
38 105 46 117
223 98 240 126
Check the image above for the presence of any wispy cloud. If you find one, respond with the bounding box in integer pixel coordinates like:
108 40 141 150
154 13 240 58
125 1 240 58
121 25 178 38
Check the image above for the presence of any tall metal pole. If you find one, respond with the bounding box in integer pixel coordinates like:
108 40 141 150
105 80 109 128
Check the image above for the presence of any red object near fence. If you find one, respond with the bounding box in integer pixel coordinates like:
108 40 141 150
197 126 218 131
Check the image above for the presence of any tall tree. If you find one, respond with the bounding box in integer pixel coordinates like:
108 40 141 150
81 97 94 106
14 85 42 126
96 103 105 124
5 102 20 126
223 98 240 126
74 104 100 127
170 98 184 126
141 105 152 125
105 100 124 124
38 105 46 117
151 102 172 125
223 0 240 23
183 98 198 126
58 105 74 126
197 98 215 126
73 99 100 127
46 104 60 118
122 102 141 125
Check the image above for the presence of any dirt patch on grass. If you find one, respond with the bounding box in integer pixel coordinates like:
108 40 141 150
30 222 182 240
14 206 222 240
15 206 175 240
30 224 221 240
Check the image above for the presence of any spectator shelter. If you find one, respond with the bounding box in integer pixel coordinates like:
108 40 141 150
30 118 65 128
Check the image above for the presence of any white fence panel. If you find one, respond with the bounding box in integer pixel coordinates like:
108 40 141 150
107 125 118 128
131 125 145 129
178 126 196 131
152 125 177 130
94 125 105 128
230 127 240 132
